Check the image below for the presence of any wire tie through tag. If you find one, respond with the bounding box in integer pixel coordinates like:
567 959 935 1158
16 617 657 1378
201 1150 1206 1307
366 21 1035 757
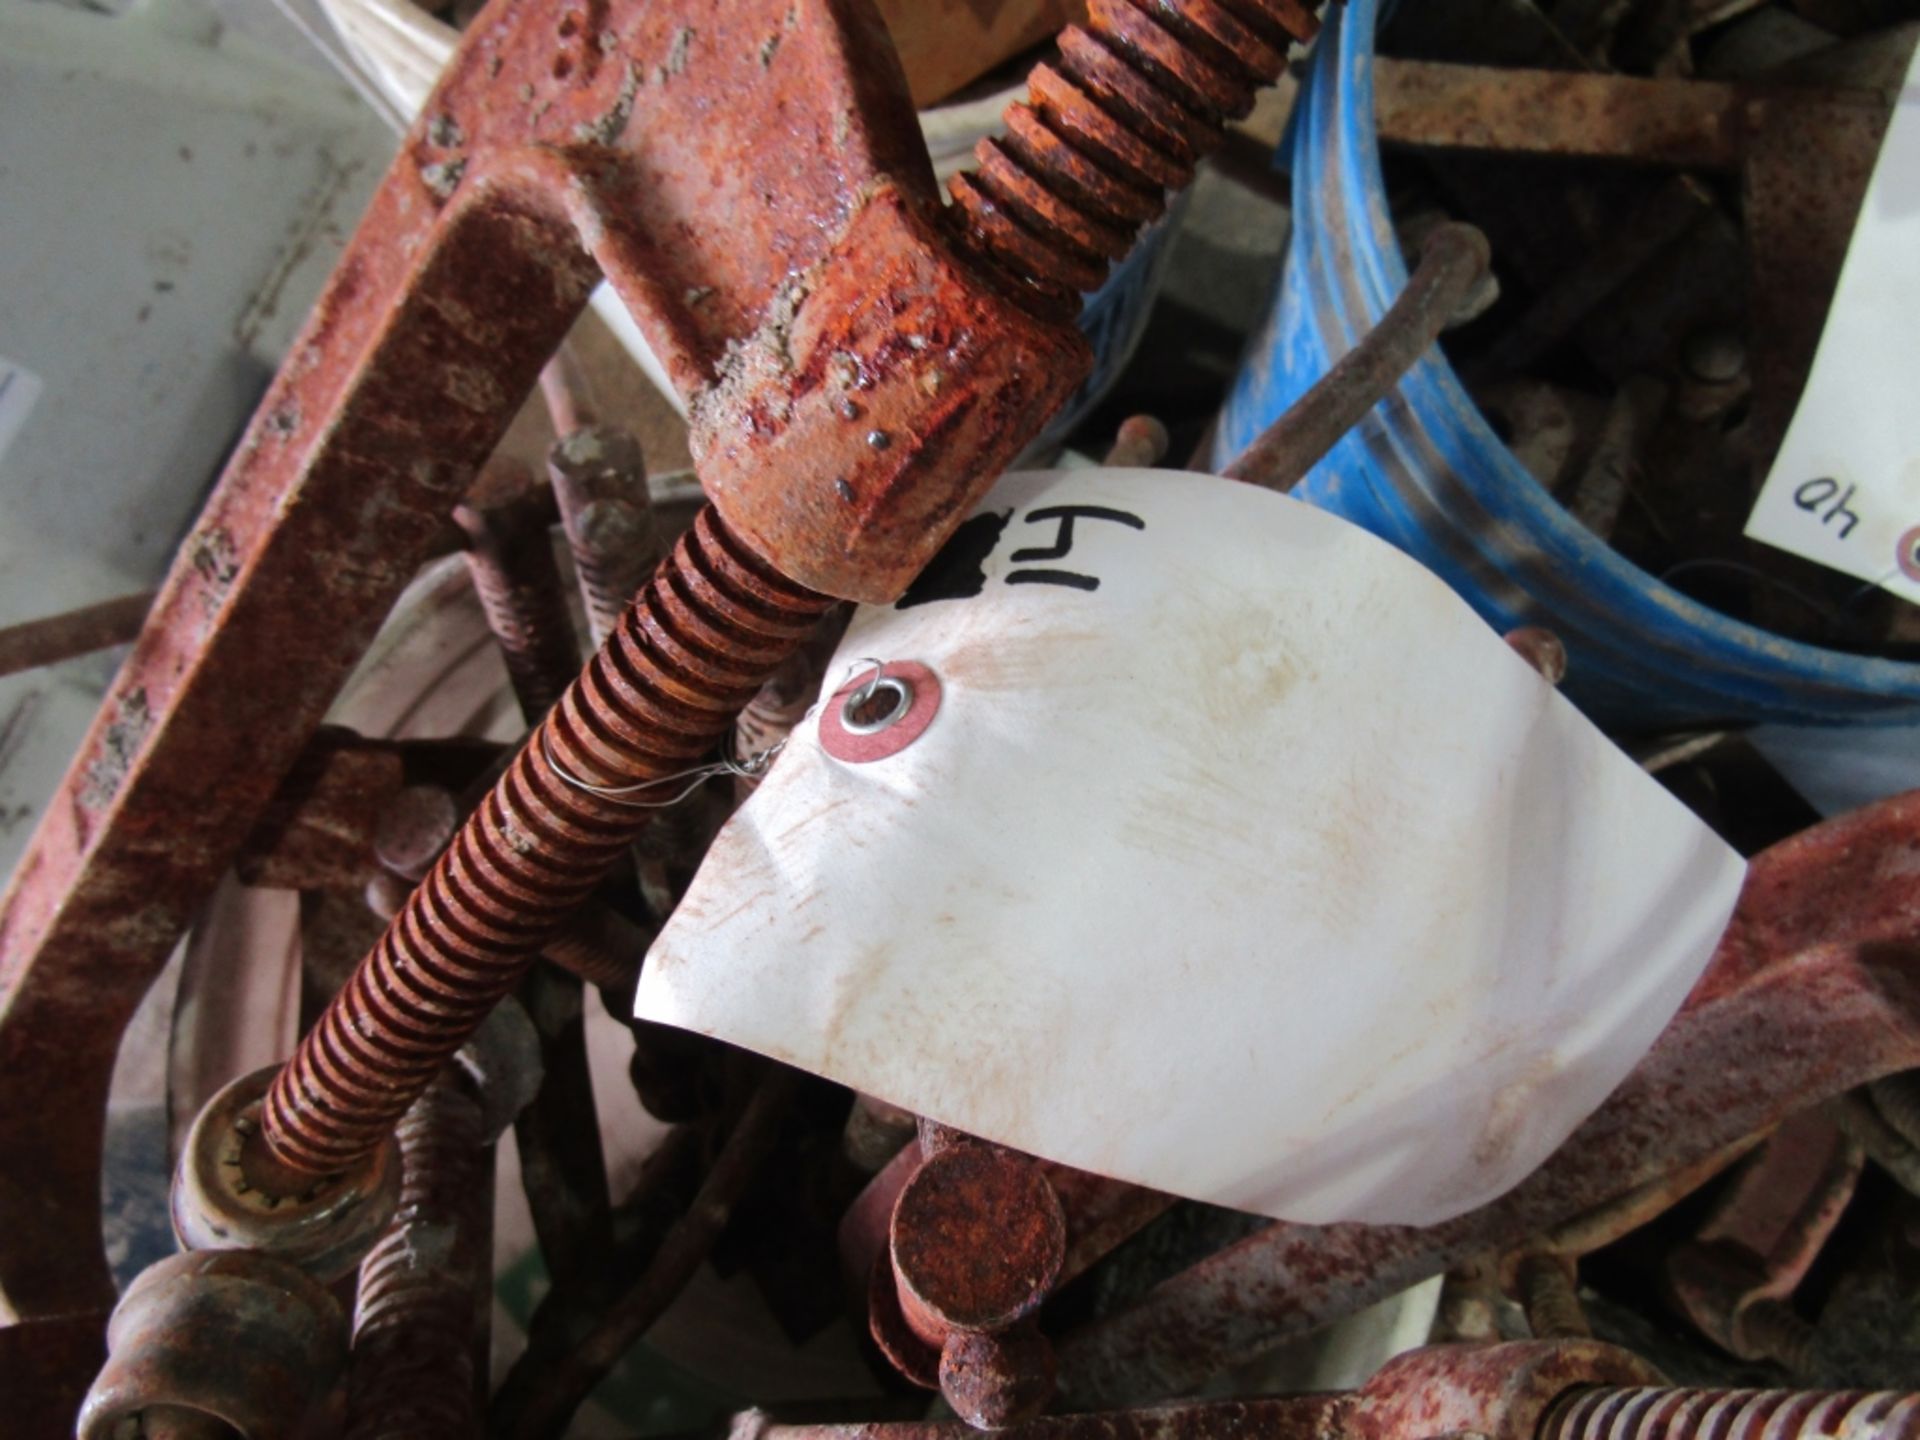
540 729 787 810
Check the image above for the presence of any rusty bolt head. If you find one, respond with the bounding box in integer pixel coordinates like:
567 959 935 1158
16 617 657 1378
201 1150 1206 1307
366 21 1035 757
890 1141 1066 1343
940 1325 1058 1429
692 185 1092 604
171 1066 400 1281
372 784 460 882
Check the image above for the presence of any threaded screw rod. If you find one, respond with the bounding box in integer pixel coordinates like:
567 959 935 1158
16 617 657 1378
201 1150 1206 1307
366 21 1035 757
346 1077 488 1440
1542 1388 1920 1440
547 425 662 649
948 0 1317 308
453 459 580 722
1518 1254 1589 1341
254 507 831 1182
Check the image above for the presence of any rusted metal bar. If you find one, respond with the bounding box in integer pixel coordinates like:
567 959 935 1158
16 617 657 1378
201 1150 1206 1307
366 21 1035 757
0 593 151 677
1374 61 1749 170
1742 93 1892 475
1228 59 1886 174
511 961 616 1288
497 1071 799 1440
1055 789 1920 1405
741 1359 1920 1440
737 1341 1679 1440
1222 222 1491 490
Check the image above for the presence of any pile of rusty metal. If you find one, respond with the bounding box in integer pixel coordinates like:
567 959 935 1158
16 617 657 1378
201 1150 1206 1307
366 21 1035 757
3 0 1919 1436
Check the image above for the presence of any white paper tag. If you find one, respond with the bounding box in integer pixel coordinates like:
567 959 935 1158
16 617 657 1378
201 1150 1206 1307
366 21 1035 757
639 470 1746 1227
1745 47 1920 601
0 356 43 467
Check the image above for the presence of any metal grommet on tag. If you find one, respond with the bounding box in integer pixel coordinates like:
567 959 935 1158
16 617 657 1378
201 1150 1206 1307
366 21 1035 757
820 660 941 763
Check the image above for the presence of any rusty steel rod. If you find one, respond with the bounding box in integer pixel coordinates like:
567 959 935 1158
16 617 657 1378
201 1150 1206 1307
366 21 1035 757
0 593 152 677
1222 222 1491 490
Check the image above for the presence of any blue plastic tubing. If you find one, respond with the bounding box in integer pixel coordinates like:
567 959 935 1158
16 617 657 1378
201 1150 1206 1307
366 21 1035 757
1210 0 1920 731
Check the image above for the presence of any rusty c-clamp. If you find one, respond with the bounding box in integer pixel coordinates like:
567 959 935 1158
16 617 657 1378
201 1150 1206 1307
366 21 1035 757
0 0 1316 1312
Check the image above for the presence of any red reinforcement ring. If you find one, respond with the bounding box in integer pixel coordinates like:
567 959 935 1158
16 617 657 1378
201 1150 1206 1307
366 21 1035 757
819 660 942 764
